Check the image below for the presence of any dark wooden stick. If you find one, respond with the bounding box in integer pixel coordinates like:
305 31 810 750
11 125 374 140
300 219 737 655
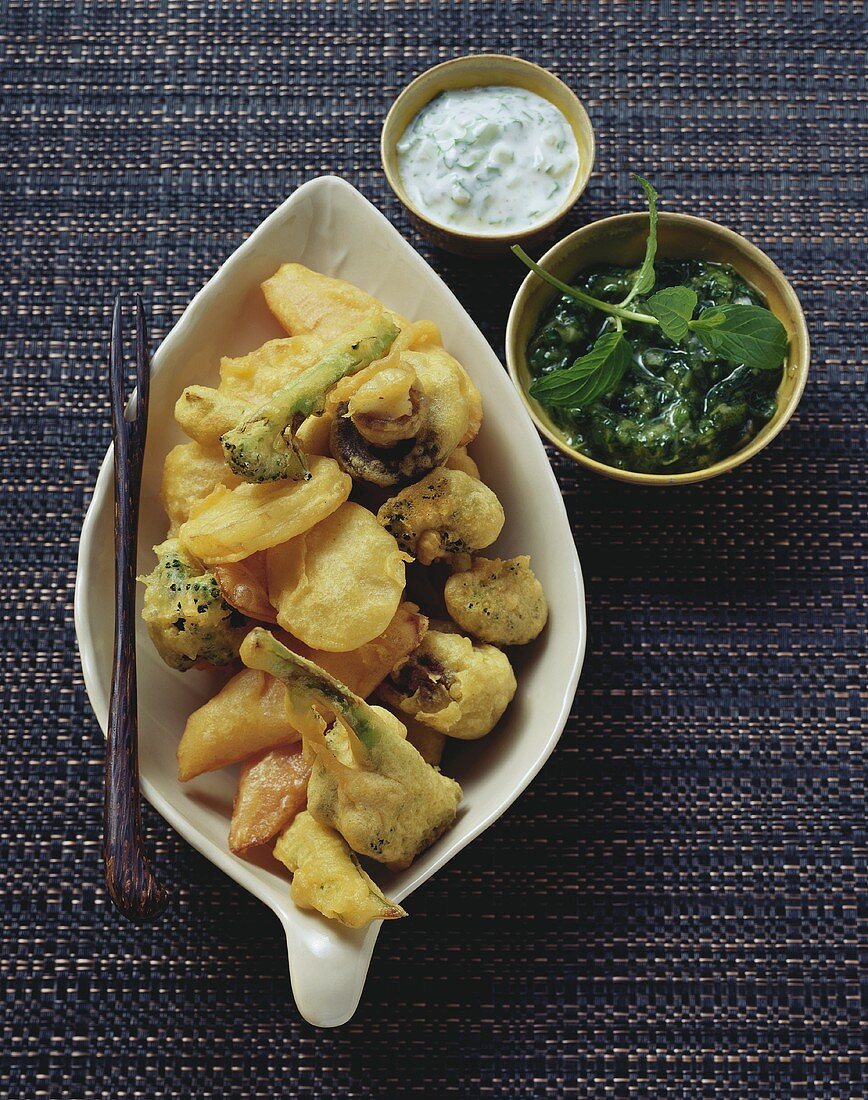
104 294 170 923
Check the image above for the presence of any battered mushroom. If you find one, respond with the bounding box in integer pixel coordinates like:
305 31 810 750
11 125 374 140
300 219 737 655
376 467 504 565
329 343 483 487
444 556 548 645
239 629 462 870
379 629 516 740
345 362 427 447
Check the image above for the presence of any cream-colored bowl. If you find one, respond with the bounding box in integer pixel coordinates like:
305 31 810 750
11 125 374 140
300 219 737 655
74 177 586 1028
381 54 595 258
506 212 810 485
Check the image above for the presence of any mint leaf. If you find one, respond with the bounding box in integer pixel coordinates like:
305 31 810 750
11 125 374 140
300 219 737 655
693 310 725 329
691 304 788 371
646 286 698 343
620 175 659 304
529 331 633 408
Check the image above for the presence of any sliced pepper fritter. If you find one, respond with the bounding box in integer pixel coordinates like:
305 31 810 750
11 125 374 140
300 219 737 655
239 628 462 870
274 811 406 928
444 555 548 646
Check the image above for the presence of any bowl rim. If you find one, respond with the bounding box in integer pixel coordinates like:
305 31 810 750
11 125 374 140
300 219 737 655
505 210 811 486
380 53 596 244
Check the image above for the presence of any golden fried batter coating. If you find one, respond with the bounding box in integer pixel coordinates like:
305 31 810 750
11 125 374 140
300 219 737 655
328 341 482 487
240 630 462 871
377 468 504 566
306 713 461 870
444 556 548 646
379 629 516 740
274 811 406 928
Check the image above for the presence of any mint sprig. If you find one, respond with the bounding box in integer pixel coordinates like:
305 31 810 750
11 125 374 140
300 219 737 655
620 175 659 305
513 178 790 408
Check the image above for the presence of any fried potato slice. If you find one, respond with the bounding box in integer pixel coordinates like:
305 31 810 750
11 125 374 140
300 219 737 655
218 335 325 404
229 745 311 853
262 263 406 342
177 667 321 782
214 552 275 623
161 441 241 535
178 455 351 564
174 386 246 446
445 555 548 645
267 502 407 652
288 601 427 697
273 811 406 928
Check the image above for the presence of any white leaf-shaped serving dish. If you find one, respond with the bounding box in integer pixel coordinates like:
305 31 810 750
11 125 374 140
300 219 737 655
74 176 586 1027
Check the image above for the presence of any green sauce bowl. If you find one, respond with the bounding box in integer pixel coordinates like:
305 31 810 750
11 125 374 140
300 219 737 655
505 212 810 486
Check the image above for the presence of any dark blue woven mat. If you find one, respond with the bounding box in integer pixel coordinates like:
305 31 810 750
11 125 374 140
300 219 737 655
1 2 864 1097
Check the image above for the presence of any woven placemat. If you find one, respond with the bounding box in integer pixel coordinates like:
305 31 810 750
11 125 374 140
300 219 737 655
1 1 864 1097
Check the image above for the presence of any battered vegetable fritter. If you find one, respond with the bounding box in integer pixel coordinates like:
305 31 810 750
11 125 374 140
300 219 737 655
139 539 248 671
380 629 516 740
377 467 504 565
146 263 553 929
221 318 399 483
240 629 463 870
444 556 548 645
274 811 406 928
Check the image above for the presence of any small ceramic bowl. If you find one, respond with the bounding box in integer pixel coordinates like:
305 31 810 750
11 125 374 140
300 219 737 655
506 212 810 486
381 54 595 258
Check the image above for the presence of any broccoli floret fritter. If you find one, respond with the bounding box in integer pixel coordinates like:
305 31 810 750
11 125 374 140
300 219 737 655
221 317 399 484
139 539 248 671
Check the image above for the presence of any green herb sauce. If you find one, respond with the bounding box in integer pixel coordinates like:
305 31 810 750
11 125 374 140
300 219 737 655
527 260 783 473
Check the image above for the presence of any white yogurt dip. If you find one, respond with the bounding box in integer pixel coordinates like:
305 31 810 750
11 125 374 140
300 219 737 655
396 85 579 236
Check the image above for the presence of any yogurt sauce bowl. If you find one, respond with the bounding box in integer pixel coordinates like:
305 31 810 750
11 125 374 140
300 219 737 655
382 55 595 257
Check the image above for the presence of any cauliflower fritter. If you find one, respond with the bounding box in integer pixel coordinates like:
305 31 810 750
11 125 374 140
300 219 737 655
376 467 504 566
444 556 548 646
